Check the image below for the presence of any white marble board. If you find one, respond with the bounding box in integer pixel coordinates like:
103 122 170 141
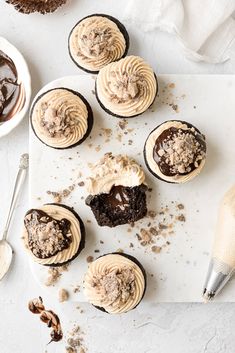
29 74 235 303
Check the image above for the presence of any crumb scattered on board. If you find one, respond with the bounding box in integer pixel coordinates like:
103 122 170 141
131 201 186 254
158 82 186 113
45 264 69 287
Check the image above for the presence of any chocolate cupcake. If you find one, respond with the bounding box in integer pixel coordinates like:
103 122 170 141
68 14 129 74
95 55 158 118
85 153 148 227
30 88 93 149
144 120 206 183
23 204 85 266
83 253 146 314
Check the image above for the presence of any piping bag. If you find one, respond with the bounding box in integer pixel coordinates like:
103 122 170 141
203 184 235 301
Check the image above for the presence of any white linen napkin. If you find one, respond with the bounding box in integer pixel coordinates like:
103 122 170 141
124 0 235 63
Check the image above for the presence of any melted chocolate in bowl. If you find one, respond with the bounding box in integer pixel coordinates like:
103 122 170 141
153 126 206 177
0 50 24 123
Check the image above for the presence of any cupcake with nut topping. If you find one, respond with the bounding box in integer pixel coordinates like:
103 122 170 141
84 253 147 314
30 88 93 149
144 120 206 183
95 55 158 118
23 204 85 266
85 153 148 227
69 14 129 73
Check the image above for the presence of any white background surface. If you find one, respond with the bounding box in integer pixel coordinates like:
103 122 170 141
1 1 235 352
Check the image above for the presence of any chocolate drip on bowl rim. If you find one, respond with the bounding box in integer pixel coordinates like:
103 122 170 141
0 50 25 123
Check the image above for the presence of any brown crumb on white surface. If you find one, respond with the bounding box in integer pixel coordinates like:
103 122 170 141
73 285 80 293
134 201 186 253
45 264 69 287
65 325 86 353
46 183 76 203
86 256 94 263
58 288 69 303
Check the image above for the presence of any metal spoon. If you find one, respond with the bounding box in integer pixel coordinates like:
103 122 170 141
0 153 29 280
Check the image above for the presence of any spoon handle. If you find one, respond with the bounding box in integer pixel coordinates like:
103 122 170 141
2 153 29 241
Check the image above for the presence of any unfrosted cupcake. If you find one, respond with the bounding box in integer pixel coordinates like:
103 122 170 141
23 204 85 266
69 14 129 73
84 253 147 314
85 153 148 227
30 88 93 149
144 120 206 183
95 55 158 118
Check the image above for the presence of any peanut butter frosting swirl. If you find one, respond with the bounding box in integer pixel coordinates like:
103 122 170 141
84 254 145 314
31 88 89 149
69 15 127 72
96 55 157 117
23 204 82 265
86 153 146 195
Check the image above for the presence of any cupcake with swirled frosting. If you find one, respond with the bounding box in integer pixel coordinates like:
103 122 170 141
85 153 148 227
23 203 85 266
95 55 158 118
84 253 146 314
144 120 206 183
30 88 93 149
68 14 129 74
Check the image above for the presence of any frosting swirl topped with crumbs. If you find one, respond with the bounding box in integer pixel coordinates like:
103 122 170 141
84 254 146 314
86 153 146 195
145 120 206 183
23 204 82 266
31 88 90 149
69 15 127 72
96 55 157 117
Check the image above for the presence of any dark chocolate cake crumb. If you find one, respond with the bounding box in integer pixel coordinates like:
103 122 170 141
86 184 147 227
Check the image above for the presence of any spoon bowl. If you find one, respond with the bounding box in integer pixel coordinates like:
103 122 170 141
0 240 13 280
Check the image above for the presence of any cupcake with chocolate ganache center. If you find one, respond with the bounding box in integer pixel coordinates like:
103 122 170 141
144 120 206 183
95 55 158 118
84 253 146 314
69 14 129 73
85 153 147 227
23 204 85 266
30 88 93 149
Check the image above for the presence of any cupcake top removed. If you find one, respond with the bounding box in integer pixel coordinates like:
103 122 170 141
31 88 93 149
144 120 206 183
23 204 84 266
86 152 146 195
69 14 129 73
96 55 157 118
84 253 146 314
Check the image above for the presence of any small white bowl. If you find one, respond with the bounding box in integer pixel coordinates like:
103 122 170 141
0 37 31 138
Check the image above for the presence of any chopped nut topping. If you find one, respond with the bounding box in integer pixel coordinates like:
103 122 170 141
91 267 136 304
